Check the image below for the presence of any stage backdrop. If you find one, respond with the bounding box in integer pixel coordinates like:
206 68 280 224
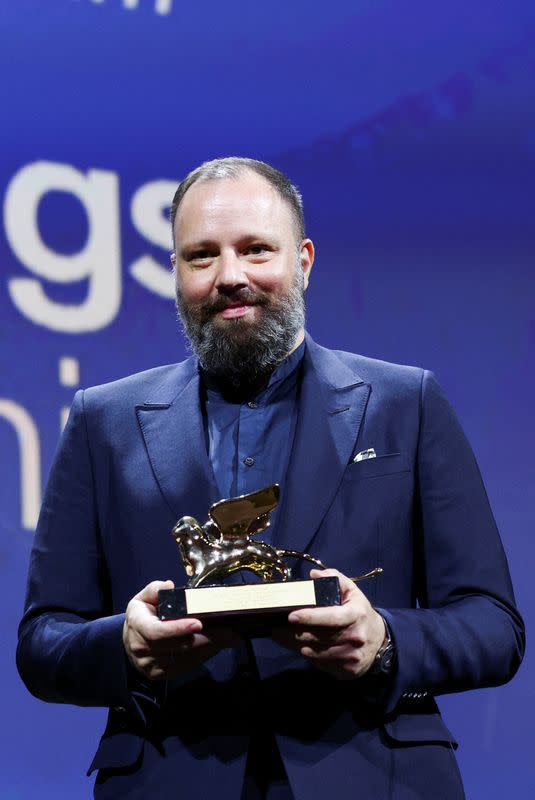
1 1 534 797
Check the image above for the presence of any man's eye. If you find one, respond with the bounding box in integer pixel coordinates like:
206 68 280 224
190 251 212 261
245 244 268 255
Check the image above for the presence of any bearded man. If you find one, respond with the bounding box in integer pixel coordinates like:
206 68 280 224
17 158 524 799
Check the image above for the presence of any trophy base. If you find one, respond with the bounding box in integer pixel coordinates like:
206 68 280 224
158 576 340 636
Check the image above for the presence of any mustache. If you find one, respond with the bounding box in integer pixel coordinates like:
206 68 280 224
200 288 269 315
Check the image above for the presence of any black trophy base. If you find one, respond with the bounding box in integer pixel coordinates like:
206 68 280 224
158 576 341 637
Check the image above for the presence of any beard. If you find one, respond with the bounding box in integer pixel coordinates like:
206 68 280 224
176 267 306 384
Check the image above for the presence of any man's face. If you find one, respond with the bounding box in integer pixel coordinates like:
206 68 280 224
171 171 314 381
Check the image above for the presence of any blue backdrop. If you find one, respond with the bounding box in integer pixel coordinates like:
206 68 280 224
1 1 534 797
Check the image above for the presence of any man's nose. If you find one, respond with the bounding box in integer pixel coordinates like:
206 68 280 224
215 250 249 293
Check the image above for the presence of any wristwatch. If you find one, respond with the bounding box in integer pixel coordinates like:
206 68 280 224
368 618 397 677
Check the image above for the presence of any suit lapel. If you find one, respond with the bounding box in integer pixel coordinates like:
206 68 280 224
135 340 369 565
275 337 370 559
136 360 217 524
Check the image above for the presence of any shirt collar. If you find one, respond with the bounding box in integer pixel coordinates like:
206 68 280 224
259 338 306 401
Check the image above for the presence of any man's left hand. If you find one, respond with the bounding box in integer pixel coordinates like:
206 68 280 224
272 568 386 680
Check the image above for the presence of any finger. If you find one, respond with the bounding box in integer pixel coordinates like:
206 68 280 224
134 634 227 680
157 625 240 653
288 602 357 628
293 626 350 647
271 624 350 654
145 632 197 654
309 568 364 601
135 613 203 644
289 568 369 628
125 623 199 662
134 579 175 607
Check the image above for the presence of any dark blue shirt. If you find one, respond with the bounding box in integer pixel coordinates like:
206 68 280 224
201 340 305 541
200 345 305 799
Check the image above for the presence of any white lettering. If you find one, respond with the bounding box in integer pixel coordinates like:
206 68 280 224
130 179 175 299
0 400 42 530
155 0 173 14
5 161 122 333
89 0 174 16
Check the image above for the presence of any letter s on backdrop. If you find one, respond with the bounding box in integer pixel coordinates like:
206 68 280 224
130 179 176 299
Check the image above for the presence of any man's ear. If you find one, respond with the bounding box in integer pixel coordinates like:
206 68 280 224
170 253 176 268
300 239 315 289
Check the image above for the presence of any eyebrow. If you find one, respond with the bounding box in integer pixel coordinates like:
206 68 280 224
179 239 217 255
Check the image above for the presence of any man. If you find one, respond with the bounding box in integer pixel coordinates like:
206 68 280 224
17 157 524 799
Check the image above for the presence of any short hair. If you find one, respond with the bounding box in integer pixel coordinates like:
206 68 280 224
170 157 305 246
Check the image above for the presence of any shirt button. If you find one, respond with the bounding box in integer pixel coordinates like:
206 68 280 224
243 457 255 466
247 401 258 409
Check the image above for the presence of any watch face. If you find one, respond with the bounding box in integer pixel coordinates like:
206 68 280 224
381 646 395 670
373 642 396 675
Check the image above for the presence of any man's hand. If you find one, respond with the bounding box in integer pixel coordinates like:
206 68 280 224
123 580 240 680
272 569 387 680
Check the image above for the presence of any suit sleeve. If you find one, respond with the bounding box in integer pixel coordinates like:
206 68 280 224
16 390 161 721
379 370 525 712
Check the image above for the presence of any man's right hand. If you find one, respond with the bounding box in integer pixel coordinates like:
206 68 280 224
123 580 239 680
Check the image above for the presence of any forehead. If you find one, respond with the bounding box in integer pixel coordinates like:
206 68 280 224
174 172 295 244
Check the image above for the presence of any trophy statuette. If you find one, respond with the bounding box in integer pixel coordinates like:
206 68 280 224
158 484 382 629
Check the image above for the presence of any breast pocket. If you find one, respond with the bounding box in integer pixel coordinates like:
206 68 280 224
345 453 412 480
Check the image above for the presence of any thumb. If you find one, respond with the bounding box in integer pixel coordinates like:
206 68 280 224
135 579 175 607
309 568 358 601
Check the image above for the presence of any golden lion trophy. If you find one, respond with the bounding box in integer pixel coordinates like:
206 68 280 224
158 484 382 630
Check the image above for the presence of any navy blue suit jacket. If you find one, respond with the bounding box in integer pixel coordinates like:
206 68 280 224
17 336 524 799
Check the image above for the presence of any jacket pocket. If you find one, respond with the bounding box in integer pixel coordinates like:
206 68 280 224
346 453 411 479
382 712 458 749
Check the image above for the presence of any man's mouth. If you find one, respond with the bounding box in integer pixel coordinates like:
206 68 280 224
201 292 266 322
218 303 255 319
